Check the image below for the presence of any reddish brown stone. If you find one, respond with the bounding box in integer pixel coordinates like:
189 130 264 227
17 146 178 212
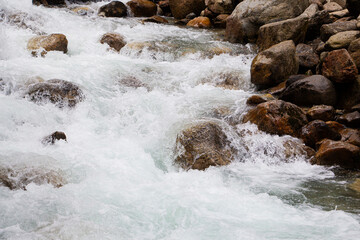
300 120 341 148
186 17 211 28
100 33 126 52
307 105 335 121
127 0 157 17
340 128 360 146
337 111 360 128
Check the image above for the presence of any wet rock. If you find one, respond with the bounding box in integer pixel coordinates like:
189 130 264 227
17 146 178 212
337 111 360 128
323 2 343 12
26 79 83 108
340 128 360 147
27 34 68 56
346 0 360 17
207 0 234 14
325 30 360 49
100 33 126 52
321 49 358 84
326 120 346 133
118 76 148 89
169 0 206 19
127 0 157 17
307 105 335 121
296 43 320 72
42 131 67 145
213 14 229 28
300 120 341 148
243 100 308 137
32 0 65 6
348 38 360 70
251 40 298 88
225 0 309 43
71 6 94 16
142 15 169 24
186 16 211 28
174 122 233 170
279 75 337 106
314 139 360 169
246 94 275 106
98 1 127 18
285 75 308 87
320 20 357 42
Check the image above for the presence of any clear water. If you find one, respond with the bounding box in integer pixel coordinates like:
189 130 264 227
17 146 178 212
0 1 359 239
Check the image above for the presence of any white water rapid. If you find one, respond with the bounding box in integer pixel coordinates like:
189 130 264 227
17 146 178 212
0 1 359 239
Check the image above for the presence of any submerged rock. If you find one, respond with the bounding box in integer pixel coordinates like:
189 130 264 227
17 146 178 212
26 79 84 108
100 33 126 52
127 0 157 17
42 131 67 145
27 34 68 56
98 1 128 18
175 122 233 170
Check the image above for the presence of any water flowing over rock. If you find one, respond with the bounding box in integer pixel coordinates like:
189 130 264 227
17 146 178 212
243 100 308 137
174 122 233 170
127 0 157 17
100 33 126 52
98 1 128 18
169 0 206 19
42 131 67 145
325 30 360 50
27 33 68 56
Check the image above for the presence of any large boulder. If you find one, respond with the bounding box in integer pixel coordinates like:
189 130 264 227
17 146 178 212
320 20 358 42
100 33 126 52
174 122 233 170
346 0 360 17
279 75 337 106
251 40 298 87
127 0 157 17
225 0 309 43
27 34 68 56
207 0 234 14
348 38 360 70
314 139 360 169
169 0 206 19
98 1 128 18
26 79 84 108
321 49 358 84
300 120 341 148
243 100 308 137
325 30 360 50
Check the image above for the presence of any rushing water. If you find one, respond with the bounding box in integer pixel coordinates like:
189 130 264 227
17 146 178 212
0 1 360 239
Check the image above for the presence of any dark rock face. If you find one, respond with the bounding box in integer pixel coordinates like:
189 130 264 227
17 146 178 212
243 100 308 137
340 128 360 147
186 16 211 28
98 1 128 18
174 122 233 170
26 79 84 108
337 111 360 128
251 40 298 87
321 49 358 84
100 33 126 52
346 0 360 17
127 0 157 17
32 0 65 6
348 38 360 70
296 43 320 72
315 139 360 169
169 0 205 19
300 120 341 148
279 75 337 107
207 0 234 14
306 105 335 121
320 20 358 42
336 76 360 110
42 131 67 145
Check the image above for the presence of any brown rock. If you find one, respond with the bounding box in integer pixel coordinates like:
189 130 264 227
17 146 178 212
251 40 298 87
213 14 229 28
300 120 341 148
42 131 67 145
325 30 360 49
186 16 211 28
127 0 157 17
207 0 234 14
322 49 358 84
340 128 360 146
27 34 68 56
246 95 266 105
307 105 335 121
243 100 308 137
98 1 128 18
100 33 126 52
323 2 343 12
296 43 320 72
346 0 360 17
349 178 360 193
174 122 233 170
159 0 171 16
142 15 169 24
169 0 205 19
320 20 357 42
348 38 360 70
337 111 360 128
26 79 84 108
315 139 360 169
326 120 346 133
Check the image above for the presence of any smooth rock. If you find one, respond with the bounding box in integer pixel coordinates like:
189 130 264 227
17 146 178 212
307 105 335 121
27 34 68 56
207 0 234 14
169 0 205 19
323 2 343 12
300 120 341 148
186 16 211 28
98 1 127 18
320 20 357 42
340 128 360 146
337 111 360 128
325 30 360 49
127 0 157 17
100 33 126 52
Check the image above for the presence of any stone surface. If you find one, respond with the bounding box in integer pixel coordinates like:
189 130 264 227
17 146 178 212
127 0 157 17
300 120 341 148
296 43 320 72
98 1 127 18
348 38 360 70
340 128 360 147
321 49 358 84
307 105 335 121
279 75 337 106
100 33 126 52
26 79 84 108
251 40 298 87
243 100 308 137
27 34 68 56
169 0 206 19
337 111 360 128
186 16 211 28
174 122 233 170
315 139 360 169
142 15 169 24
42 131 67 145
349 178 360 193
207 0 234 14
225 0 309 43
213 14 229 28
325 30 360 49
320 20 357 42
323 2 343 12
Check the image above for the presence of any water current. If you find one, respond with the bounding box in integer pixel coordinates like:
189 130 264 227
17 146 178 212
0 1 359 239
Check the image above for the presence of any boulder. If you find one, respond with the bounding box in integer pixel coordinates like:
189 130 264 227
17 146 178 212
348 38 360 70
320 20 357 42
100 33 126 52
325 30 360 49
98 1 128 18
323 2 343 12
127 0 157 17
346 0 360 17
305 10 332 41
307 105 335 121
207 0 234 14
321 49 358 84
27 34 68 56
296 43 320 72
169 0 206 19
326 120 346 133
243 100 308 137
246 95 268 105
159 0 171 16
300 120 341 148
42 131 67 145
336 76 360 109
225 0 309 43
186 16 211 28
174 122 233 170
314 139 360 169
142 15 169 24
340 128 360 147
279 75 337 106
32 0 65 6
26 79 84 108
250 40 298 87
337 111 360 128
